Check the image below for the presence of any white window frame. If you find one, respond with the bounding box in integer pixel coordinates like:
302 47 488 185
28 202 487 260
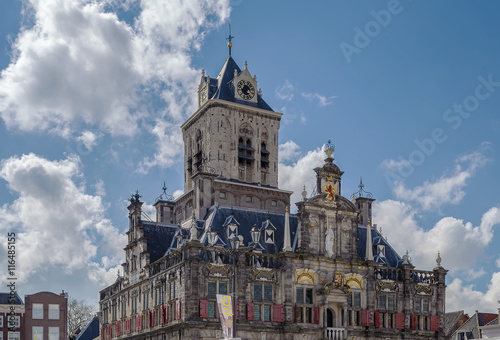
7 316 20 328
32 326 43 339
7 332 20 340
33 303 44 319
49 327 59 340
0 315 3 327
48 304 60 320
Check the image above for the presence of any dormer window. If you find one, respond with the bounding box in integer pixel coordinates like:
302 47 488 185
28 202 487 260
264 229 274 244
377 244 386 258
227 223 238 239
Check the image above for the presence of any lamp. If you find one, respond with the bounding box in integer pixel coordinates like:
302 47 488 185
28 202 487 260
207 228 217 246
250 224 260 246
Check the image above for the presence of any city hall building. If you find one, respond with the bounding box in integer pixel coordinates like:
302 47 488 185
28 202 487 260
99 42 447 340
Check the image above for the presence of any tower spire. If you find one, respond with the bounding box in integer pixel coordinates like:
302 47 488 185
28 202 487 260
226 23 234 57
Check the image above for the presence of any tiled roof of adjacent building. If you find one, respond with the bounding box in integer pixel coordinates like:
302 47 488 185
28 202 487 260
452 312 499 340
444 310 469 336
0 292 23 304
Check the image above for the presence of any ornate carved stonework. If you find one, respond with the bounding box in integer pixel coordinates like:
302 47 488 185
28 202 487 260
207 263 231 278
295 268 316 284
344 273 363 288
377 280 398 292
414 284 432 296
251 268 276 282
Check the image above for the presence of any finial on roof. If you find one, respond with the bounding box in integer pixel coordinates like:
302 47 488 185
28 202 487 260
351 177 373 199
202 69 205 77
244 61 248 69
302 185 307 201
226 23 234 57
435 250 442 269
324 139 335 163
258 88 262 97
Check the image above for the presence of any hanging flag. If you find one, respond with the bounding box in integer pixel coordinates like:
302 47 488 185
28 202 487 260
216 294 234 339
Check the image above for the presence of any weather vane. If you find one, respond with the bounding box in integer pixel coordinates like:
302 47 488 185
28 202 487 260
226 23 234 56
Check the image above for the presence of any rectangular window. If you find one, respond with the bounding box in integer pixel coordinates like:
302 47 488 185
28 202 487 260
387 313 393 328
49 327 59 340
254 284 262 302
7 333 20 340
132 297 138 314
208 281 217 299
207 301 216 318
219 192 227 199
33 303 44 319
271 200 278 207
254 304 261 320
423 298 429 313
48 304 60 320
0 333 3 340
296 288 304 304
305 289 313 304
379 295 386 310
0 316 3 327
353 292 361 309
414 297 421 313
8 316 20 328
263 305 271 321
296 307 303 323
388 296 394 310
219 282 227 295
122 300 127 318
170 281 177 300
33 326 43 339
305 307 312 323
264 285 272 302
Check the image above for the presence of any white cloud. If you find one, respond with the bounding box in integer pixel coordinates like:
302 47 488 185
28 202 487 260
278 140 301 163
392 149 490 211
301 92 336 106
76 130 100 152
373 200 500 275
0 0 230 170
279 145 325 208
93 178 106 196
446 275 500 315
275 80 295 101
496 257 500 268
0 153 126 288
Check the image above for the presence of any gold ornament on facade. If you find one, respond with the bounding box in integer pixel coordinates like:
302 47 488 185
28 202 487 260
414 284 432 296
377 281 398 292
207 263 231 278
326 175 334 182
324 183 336 202
344 273 363 288
251 268 276 282
295 269 316 284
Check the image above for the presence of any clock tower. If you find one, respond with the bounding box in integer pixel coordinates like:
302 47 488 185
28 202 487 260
179 40 291 220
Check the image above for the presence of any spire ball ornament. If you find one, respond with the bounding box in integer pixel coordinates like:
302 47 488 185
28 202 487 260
324 139 335 163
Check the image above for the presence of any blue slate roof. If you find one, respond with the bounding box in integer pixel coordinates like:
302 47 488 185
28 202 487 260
209 56 274 111
75 315 99 340
203 206 298 254
142 222 179 263
0 292 23 304
358 226 403 268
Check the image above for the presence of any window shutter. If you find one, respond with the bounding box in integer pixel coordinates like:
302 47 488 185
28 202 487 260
126 317 131 334
107 324 112 338
160 304 164 324
411 314 417 330
314 307 320 324
115 320 121 336
236 301 240 320
164 304 169 323
375 311 380 328
151 309 155 327
247 303 254 321
361 310 371 327
431 315 439 331
396 313 405 329
100 326 104 340
200 300 208 318
273 304 284 322
176 300 181 320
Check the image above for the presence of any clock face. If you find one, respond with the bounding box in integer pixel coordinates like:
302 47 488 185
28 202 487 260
237 80 255 100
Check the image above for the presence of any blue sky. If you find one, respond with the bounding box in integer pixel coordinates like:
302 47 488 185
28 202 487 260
0 0 499 314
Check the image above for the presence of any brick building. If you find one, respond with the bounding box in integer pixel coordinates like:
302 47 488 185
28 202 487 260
0 292 24 340
24 291 68 340
99 42 447 340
